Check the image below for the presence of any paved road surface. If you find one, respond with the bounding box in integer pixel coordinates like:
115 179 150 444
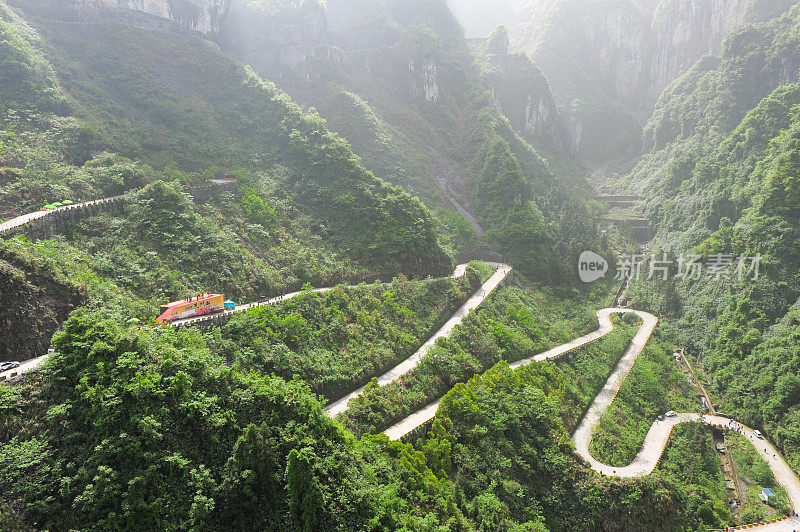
745 516 800 531
0 355 49 381
0 195 127 235
383 307 626 441
326 263 512 416
571 310 659 473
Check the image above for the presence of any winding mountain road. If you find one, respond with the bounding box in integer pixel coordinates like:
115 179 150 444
384 308 800 530
0 255 513 400
384 308 621 440
571 310 659 475
3 199 799 528
326 263 512 416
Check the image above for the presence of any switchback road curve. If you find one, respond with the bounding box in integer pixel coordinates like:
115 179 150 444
2 199 798 529
384 309 800 530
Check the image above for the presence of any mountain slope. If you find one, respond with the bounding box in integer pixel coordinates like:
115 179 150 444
626 4 800 474
0 0 450 276
217 0 608 282
447 0 797 172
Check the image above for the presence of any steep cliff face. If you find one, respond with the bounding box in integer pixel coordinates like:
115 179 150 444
409 57 441 102
447 0 783 168
509 0 752 115
0 256 81 362
506 1 647 166
643 0 748 105
71 0 230 34
217 0 346 82
573 2 650 104
474 38 564 147
219 0 455 101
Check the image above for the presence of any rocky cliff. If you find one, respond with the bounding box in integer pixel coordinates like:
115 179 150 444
218 0 452 101
643 0 748 106
473 33 565 147
20 0 230 35
447 0 790 167
0 255 81 362
216 0 346 82
453 0 789 113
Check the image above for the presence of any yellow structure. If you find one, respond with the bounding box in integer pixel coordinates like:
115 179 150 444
156 293 224 323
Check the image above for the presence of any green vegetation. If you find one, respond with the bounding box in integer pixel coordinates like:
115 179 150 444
0 311 733 530
237 0 609 281
340 287 632 435
404 358 726 530
656 424 733 528
0 178 376 318
0 308 725 530
727 432 792 523
208 267 482 401
627 5 800 479
3 0 799 529
0 4 449 276
589 334 698 467
0 6 66 115
0 314 381 530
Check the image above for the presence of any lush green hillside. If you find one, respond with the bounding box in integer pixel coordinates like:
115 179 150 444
339 281 621 435
626 4 800 475
641 8 800 155
0 314 399 530
0 1 450 277
0 308 725 530
4 0 799 529
219 0 609 282
209 266 483 401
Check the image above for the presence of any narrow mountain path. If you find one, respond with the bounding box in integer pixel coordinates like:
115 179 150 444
0 194 128 235
384 308 800 530
325 263 512 415
0 256 513 407
384 308 622 440
3 199 798 528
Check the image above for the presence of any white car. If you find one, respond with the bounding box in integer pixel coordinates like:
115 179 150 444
0 361 20 372
753 430 763 439
665 411 678 418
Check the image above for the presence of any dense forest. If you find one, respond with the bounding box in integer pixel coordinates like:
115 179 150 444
2 0 800 530
628 4 800 476
0 309 730 530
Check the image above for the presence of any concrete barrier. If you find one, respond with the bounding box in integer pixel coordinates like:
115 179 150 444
0 195 130 240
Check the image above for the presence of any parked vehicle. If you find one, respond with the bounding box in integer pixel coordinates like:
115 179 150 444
156 293 225 323
224 300 236 311
0 361 20 371
665 411 678 418
753 430 763 439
